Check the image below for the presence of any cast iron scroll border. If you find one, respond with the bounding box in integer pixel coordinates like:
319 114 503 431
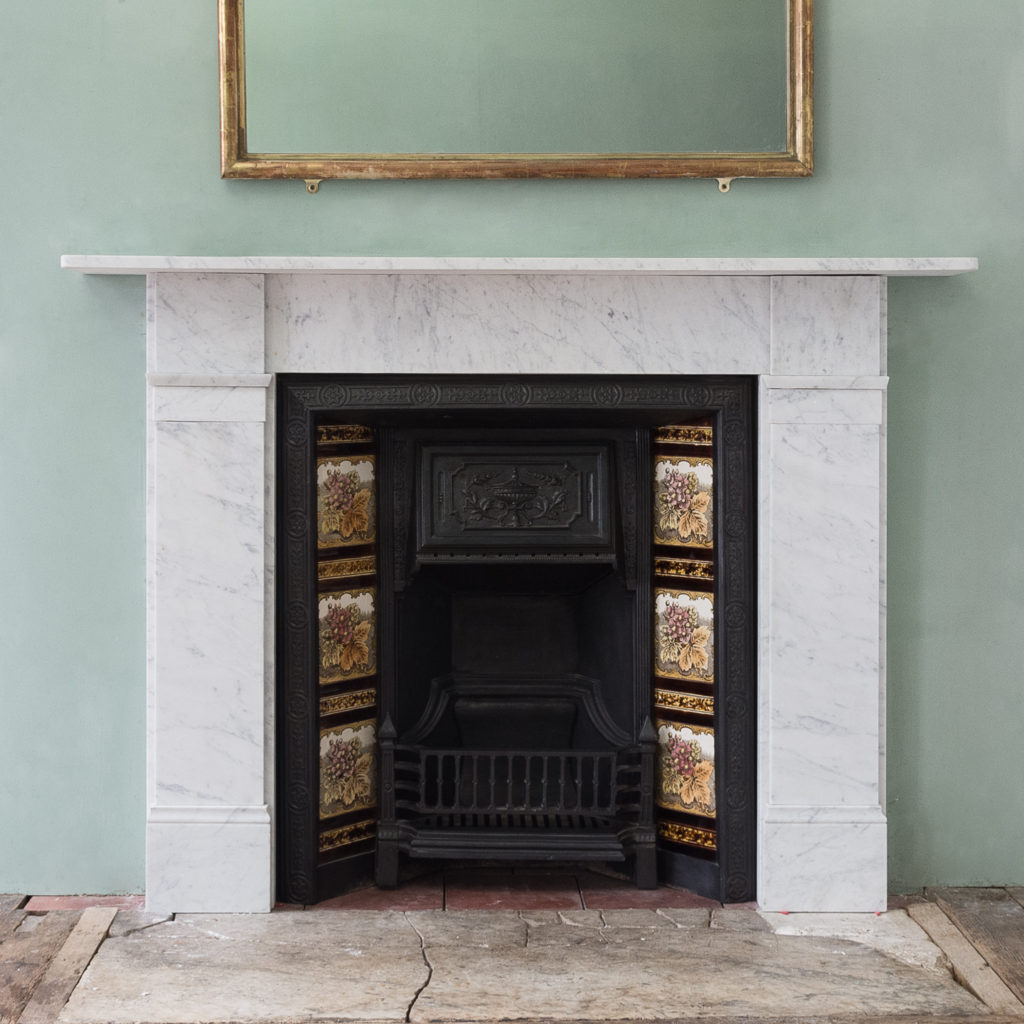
277 374 756 905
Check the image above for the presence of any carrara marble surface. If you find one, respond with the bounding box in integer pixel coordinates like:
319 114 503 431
64 255 976 914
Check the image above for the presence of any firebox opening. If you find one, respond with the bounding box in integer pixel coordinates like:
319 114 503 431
279 375 757 906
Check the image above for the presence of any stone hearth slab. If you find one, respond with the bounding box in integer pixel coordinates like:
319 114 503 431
59 909 983 1024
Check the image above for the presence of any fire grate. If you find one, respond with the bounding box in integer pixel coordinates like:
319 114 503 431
398 748 623 820
376 672 658 885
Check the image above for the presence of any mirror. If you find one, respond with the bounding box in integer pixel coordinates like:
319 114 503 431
220 0 812 186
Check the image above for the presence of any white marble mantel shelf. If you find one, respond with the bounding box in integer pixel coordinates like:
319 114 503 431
61 255 977 277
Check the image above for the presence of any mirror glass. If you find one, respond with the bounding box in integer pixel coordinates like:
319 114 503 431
242 0 788 156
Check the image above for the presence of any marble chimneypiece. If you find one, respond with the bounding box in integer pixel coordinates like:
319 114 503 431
64 255 976 914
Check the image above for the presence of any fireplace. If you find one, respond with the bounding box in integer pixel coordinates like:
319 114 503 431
62 254 977 913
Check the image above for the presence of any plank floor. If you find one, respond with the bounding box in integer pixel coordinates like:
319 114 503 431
0 907 80 1024
928 886 1024 1005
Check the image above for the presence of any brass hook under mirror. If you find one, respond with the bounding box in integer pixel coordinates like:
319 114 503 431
220 0 812 184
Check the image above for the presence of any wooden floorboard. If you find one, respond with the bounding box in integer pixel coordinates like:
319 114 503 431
18 906 118 1024
1007 887 1024 911
932 887 1024 1006
0 895 25 914
907 901 1024 1014
0 910 27 947
545 1019 1023 1024
0 910 80 1024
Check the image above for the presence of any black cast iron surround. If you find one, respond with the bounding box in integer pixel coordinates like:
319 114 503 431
277 375 757 905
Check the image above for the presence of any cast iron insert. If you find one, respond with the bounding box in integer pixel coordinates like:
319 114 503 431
377 428 656 887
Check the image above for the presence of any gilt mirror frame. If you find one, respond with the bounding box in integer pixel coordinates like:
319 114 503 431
219 0 812 189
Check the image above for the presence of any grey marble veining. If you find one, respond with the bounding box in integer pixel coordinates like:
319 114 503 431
265 273 771 375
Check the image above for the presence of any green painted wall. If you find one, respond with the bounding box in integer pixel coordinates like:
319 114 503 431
243 0 787 153
1 1 1021 894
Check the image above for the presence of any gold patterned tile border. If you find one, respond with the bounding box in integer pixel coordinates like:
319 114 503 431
319 555 377 582
657 821 717 851
319 819 376 854
320 689 377 718
655 425 713 446
317 424 374 446
654 557 714 582
654 689 714 716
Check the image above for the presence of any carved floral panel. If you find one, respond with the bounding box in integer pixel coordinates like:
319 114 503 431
419 444 613 552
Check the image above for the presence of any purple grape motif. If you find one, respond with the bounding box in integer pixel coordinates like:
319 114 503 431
324 468 359 512
664 468 698 514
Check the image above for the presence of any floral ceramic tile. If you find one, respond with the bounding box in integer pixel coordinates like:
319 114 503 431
319 720 377 820
317 456 376 549
656 720 715 818
654 589 714 683
653 456 713 548
318 588 376 685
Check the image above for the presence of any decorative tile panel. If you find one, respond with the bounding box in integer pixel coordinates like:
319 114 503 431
654 588 714 683
317 424 374 445
318 554 377 582
656 720 716 819
653 455 714 548
319 689 377 718
657 821 717 851
654 425 713 447
318 588 377 685
653 556 714 583
319 720 377 820
319 819 376 854
317 456 376 549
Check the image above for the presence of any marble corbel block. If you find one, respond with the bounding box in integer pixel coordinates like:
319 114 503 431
770 276 884 377
148 273 265 375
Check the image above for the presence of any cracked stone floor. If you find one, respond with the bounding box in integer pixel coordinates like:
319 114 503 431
56 905 988 1023
6 875 1024 1024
